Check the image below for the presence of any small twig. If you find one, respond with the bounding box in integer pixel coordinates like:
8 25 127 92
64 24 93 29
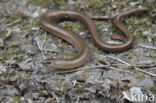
0 38 4 46
36 40 47 59
40 32 47 51
41 53 46 59
0 29 12 48
91 16 112 20
105 55 156 77
2 19 20 30
36 32 47 51
109 66 131 73
35 33 59 60
110 64 155 68
3 29 12 41
36 40 42 50
137 44 156 50
148 68 156 71
133 67 156 77
52 92 59 102
35 33 58 53
106 55 130 65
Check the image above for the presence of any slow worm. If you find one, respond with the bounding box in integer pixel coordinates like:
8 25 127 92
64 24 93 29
40 7 150 69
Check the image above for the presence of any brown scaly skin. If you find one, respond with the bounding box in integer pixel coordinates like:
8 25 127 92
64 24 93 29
40 7 150 69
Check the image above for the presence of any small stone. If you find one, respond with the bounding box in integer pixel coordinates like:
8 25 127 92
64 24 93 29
19 83 28 91
112 4 117 9
106 40 123 45
129 2 139 7
32 11 39 18
27 99 33 103
32 27 40 31
10 76 18 82
68 0 75 9
6 87 19 96
102 28 109 32
142 31 149 36
0 65 6 74
79 31 89 39
32 93 40 100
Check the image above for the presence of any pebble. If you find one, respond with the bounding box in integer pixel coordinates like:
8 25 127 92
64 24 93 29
129 2 139 7
32 93 40 100
0 65 6 74
6 87 19 96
